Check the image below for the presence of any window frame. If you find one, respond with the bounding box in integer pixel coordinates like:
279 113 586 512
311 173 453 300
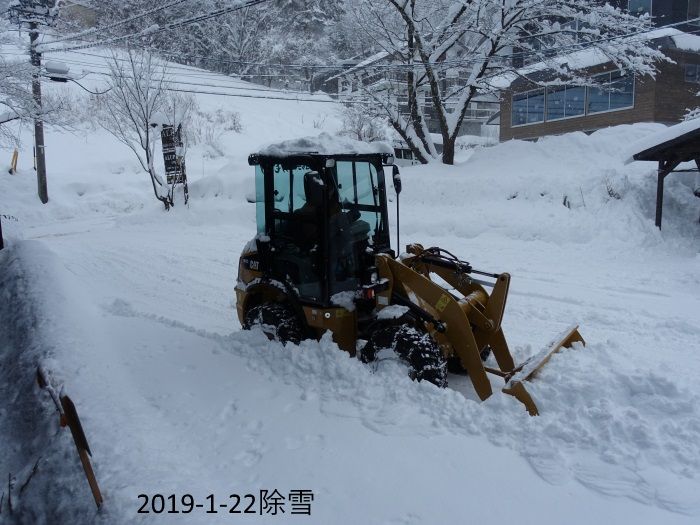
511 87 545 127
510 69 635 128
586 70 635 116
545 85 587 122
684 63 700 83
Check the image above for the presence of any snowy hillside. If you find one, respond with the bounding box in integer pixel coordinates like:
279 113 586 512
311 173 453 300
1 53 700 524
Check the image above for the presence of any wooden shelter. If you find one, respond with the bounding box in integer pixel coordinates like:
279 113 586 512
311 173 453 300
632 122 700 229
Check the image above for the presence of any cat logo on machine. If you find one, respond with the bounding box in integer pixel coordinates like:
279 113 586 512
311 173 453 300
244 257 260 271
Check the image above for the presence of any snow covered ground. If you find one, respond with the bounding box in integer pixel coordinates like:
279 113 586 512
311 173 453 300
1 54 700 524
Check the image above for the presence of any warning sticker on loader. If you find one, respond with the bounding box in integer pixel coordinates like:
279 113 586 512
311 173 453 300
435 294 450 312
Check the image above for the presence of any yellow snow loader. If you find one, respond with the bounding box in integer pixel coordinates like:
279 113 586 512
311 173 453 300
235 141 584 415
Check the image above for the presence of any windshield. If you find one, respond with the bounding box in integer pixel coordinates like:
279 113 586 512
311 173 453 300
255 155 389 303
334 160 382 242
268 162 323 300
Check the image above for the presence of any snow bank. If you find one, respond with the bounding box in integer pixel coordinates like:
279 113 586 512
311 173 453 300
400 123 699 248
0 241 104 523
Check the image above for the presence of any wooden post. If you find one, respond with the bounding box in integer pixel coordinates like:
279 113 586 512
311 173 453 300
656 160 666 229
9 149 18 174
60 396 103 508
655 159 680 229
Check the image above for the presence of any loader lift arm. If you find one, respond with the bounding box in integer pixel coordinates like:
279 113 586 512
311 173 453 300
375 244 585 415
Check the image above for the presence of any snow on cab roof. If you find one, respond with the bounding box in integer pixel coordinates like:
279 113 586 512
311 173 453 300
256 132 394 157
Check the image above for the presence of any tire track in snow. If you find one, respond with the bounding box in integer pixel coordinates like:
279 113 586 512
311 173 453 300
27 199 700 517
101 297 700 516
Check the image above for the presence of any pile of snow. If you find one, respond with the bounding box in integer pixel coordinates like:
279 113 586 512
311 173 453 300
401 124 700 247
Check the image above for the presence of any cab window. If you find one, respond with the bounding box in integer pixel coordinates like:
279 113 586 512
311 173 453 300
335 160 381 238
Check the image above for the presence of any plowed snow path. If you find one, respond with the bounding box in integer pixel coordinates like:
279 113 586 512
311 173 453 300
12 207 699 524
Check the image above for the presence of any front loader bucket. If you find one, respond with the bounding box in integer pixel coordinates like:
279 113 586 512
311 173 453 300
502 325 585 416
376 248 585 416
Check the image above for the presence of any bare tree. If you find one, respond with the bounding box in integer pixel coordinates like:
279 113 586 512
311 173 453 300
0 59 31 147
100 50 175 209
0 22 74 148
0 19 38 147
353 0 666 164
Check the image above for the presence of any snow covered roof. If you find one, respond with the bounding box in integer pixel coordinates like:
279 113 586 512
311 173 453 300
327 50 391 81
669 31 700 53
493 28 700 90
256 133 394 157
627 117 700 163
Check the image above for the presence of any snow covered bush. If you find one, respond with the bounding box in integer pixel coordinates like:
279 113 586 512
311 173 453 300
208 108 243 135
187 107 242 158
340 102 388 142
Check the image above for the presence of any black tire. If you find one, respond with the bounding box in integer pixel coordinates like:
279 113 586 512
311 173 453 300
243 302 305 345
362 324 448 388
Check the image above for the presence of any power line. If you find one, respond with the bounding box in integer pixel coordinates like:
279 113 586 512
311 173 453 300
0 49 382 103
57 53 318 85
2 50 353 104
38 4 700 75
53 63 335 96
40 0 275 54
75 69 404 105
39 0 194 47
9 10 700 106
49 61 410 105
14 51 326 94
157 86 355 103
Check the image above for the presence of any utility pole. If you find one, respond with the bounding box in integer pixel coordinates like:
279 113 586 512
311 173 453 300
30 21 48 204
9 0 56 204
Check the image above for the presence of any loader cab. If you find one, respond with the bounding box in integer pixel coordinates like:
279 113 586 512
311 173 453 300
247 152 393 305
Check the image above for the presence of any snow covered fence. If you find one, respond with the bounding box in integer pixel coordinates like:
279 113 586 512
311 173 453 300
35 367 104 509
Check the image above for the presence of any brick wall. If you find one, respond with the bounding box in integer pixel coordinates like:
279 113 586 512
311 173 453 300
654 49 700 122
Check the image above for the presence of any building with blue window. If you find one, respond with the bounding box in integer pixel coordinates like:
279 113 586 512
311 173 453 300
500 2 700 141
